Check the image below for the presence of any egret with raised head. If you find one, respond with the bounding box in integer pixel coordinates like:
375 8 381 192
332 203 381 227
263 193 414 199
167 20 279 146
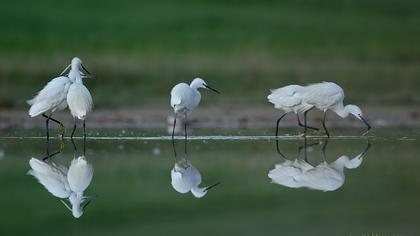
170 77 220 155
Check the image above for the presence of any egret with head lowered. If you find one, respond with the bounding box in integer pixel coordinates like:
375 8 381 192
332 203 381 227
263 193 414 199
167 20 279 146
170 77 220 155
302 82 371 137
66 58 94 140
27 57 88 140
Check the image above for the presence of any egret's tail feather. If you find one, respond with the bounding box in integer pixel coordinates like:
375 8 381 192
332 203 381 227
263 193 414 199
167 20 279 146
28 102 49 117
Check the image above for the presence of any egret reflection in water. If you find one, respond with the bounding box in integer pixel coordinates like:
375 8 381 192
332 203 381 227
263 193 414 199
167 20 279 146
27 139 96 218
170 142 220 198
268 138 371 192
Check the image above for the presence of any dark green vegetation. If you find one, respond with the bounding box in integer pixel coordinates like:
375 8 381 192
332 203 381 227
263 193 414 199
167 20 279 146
0 128 419 235
1 0 420 108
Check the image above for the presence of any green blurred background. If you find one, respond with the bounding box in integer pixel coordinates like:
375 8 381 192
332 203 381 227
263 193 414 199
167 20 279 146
1 0 420 108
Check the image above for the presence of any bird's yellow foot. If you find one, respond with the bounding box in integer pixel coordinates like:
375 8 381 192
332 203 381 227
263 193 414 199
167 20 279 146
298 132 307 137
59 142 65 152
59 124 65 136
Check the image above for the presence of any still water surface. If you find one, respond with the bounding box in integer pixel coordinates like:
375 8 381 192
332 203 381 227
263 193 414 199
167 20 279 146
0 128 419 235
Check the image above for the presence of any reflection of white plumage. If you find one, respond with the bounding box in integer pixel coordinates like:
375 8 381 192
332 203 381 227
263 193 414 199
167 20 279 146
269 141 370 192
171 160 219 198
267 85 317 136
66 58 94 139
302 82 371 137
28 156 94 218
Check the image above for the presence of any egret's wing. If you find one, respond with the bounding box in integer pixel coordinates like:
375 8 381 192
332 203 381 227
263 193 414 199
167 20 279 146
301 166 343 192
170 83 194 109
268 85 303 108
28 158 71 198
67 84 93 119
28 76 71 117
303 82 344 108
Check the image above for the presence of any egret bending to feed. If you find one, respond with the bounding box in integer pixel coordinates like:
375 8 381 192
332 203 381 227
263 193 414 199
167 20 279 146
28 156 95 218
302 82 371 137
267 85 319 137
27 58 80 140
170 77 220 155
66 58 94 140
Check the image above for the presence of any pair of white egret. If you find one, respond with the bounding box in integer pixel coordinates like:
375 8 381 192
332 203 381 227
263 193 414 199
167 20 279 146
28 155 94 218
28 57 93 140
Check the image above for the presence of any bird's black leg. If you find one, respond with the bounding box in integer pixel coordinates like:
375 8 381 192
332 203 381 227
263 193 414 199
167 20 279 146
172 115 177 158
44 114 50 142
184 113 188 155
297 114 319 131
321 138 329 162
83 120 86 155
304 110 309 136
275 113 287 138
42 114 65 139
70 117 77 140
322 112 330 138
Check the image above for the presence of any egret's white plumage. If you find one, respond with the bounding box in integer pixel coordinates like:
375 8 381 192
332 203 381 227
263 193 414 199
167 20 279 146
28 76 73 117
302 82 371 136
171 160 218 198
28 156 95 218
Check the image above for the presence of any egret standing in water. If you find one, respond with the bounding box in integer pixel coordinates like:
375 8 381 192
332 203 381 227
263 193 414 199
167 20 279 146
66 58 94 140
302 82 371 137
27 58 83 140
267 85 319 137
170 77 220 155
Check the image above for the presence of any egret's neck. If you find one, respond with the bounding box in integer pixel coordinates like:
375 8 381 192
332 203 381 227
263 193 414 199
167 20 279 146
333 105 349 118
330 156 349 171
190 81 201 91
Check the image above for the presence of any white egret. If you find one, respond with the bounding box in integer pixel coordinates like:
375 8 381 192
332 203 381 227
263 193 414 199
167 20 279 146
171 159 219 198
170 77 220 155
267 85 319 137
27 58 82 140
302 82 371 137
28 156 95 218
66 58 94 139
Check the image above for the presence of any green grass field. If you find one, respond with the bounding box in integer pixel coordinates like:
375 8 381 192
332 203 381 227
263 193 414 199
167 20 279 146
1 0 420 108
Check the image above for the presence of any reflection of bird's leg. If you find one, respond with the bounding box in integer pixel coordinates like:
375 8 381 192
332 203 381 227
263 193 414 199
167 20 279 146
184 113 188 155
275 113 287 138
42 114 65 139
70 117 77 140
322 112 330 138
71 137 77 152
321 139 329 162
275 136 287 159
172 114 177 158
83 127 86 156
42 139 63 161
360 140 372 158
297 114 319 131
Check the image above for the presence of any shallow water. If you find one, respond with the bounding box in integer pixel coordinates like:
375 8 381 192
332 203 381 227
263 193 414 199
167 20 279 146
0 128 419 236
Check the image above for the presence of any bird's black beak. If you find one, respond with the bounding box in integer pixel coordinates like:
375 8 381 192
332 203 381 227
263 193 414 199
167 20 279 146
204 84 221 94
82 200 92 210
204 182 220 192
81 64 91 75
360 116 371 134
